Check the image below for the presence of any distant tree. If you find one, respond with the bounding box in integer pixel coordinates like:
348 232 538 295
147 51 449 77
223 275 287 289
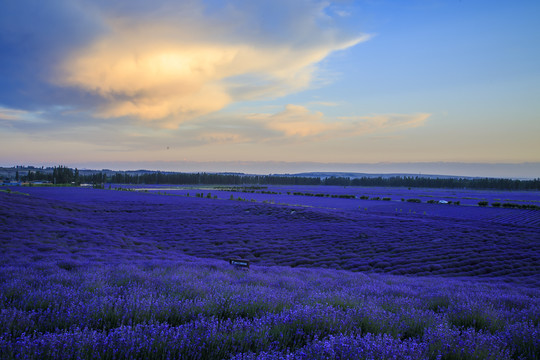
74 168 80 185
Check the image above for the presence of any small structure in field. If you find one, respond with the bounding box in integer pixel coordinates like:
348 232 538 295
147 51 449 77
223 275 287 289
229 258 250 270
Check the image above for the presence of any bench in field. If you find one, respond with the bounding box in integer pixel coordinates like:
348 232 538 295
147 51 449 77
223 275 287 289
229 258 250 270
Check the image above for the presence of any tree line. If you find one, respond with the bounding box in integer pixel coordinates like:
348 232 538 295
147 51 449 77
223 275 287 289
19 166 540 190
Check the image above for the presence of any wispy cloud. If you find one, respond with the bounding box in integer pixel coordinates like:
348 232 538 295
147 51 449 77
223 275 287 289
249 105 335 137
0 108 28 121
334 10 351 17
307 101 341 107
247 105 431 141
0 107 47 124
150 105 431 148
338 113 431 133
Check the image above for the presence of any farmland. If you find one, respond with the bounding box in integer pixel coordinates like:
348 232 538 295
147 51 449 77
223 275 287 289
1 185 539 359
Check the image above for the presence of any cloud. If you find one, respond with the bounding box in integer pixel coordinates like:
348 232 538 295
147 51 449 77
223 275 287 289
35 0 369 128
309 101 341 107
0 0 106 109
334 10 351 17
172 105 431 147
250 104 338 137
0 108 28 121
339 113 431 133
0 107 47 124
158 105 430 147
195 132 250 144
1 100 430 154
248 105 431 140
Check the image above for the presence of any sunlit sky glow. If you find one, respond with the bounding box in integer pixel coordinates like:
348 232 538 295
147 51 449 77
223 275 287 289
1 0 539 174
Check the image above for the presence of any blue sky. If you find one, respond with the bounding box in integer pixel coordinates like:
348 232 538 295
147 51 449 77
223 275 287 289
1 0 539 173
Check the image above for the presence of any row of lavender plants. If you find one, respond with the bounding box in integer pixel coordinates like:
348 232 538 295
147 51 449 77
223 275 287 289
1 259 539 359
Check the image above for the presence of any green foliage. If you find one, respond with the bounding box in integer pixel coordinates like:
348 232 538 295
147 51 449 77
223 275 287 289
425 296 451 312
0 189 29 196
500 203 540 210
447 308 503 333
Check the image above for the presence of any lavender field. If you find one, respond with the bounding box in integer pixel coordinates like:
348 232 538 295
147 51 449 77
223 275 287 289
1 186 539 359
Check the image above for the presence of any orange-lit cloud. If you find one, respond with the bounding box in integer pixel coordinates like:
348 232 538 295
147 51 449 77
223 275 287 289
248 105 431 140
252 104 335 137
54 3 369 128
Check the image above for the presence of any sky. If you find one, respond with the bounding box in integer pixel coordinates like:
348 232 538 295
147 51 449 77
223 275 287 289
1 0 539 176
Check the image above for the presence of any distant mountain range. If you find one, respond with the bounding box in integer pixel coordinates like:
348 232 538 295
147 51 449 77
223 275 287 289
289 172 480 180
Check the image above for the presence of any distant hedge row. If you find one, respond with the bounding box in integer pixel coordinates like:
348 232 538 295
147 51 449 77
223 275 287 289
489 202 540 210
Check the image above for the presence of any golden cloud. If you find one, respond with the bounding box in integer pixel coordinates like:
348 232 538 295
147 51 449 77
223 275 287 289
54 7 368 128
253 104 338 137
250 105 431 140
